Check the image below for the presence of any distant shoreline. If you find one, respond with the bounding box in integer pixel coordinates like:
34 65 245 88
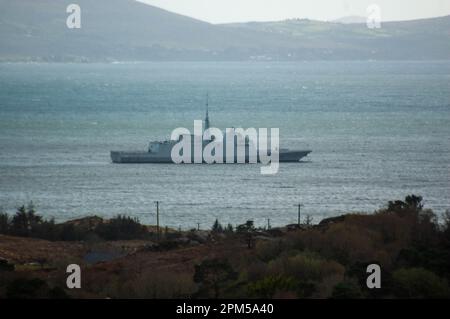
2 59 450 64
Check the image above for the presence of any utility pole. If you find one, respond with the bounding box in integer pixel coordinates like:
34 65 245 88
296 203 303 226
155 201 160 240
197 223 200 231
267 218 271 230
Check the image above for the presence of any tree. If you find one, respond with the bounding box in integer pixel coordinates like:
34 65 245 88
193 259 237 298
443 210 450 245
10 205 42 237
0 212 9 234
304 215 313 226
59 223 81 241
392 267 450 298
34 218 58 241
405 195 424 211
387 194 423 217
237 220 255 249
95 215 146 240
11 206 28 236
443 210 450 230
211 219 223 233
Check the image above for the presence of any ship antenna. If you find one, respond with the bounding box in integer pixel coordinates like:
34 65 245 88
205 93 210 130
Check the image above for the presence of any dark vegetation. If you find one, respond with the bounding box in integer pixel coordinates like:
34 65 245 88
237 195 450 299
0 204 148 241
5 278 69 299
1 195 450 298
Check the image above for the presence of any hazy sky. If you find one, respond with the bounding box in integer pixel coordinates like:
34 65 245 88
138 0 450 24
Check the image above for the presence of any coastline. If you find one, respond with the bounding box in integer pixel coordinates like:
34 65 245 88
1 195 449 299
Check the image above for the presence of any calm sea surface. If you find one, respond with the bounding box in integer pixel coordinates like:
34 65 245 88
0 61 449 228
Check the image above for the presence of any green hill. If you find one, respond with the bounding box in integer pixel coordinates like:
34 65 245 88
0 0 449 61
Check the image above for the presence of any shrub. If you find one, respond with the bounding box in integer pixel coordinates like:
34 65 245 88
95 215 147 240
255 239 285 262
331 280 363 299
268 251 345 282
6 278 69 299
392 267 450 298
272 252 323 281
33 218 58 241
245 260 268 282
248 275 297 298
58 223 84 241
291 215 406 267
108 270 196 298
0 212 9 234
194 259 238 298
265 251 345 298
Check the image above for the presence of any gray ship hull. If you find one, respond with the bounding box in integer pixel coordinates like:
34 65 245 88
110 150 311 163
110 101 311 164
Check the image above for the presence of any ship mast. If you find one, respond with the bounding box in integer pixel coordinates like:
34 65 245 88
205 93 210 130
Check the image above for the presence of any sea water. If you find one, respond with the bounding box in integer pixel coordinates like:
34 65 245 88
0 61 449 228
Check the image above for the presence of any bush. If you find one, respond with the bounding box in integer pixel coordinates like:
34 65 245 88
255 239 285 262
0 212 9 234
0 205 151 241
105 270 196 299
270 252 322 281
194 259 238 298
58 223 85 241
95 215 147 240
33 218 58 241
248 275 297 298
392 267 450 298
268 251 345 282
6 278 69 299
331 280 363 299
264 251 345 298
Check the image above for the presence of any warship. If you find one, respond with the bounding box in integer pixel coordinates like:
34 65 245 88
110 99 311 164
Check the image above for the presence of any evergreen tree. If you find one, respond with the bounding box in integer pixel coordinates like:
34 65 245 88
212 219 223 232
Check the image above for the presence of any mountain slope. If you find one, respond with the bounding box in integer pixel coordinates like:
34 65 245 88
222 16 450 59
0 0 449 61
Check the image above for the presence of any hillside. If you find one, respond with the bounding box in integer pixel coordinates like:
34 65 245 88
0 0 449 61
1 195 450 298
222 16 450 60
